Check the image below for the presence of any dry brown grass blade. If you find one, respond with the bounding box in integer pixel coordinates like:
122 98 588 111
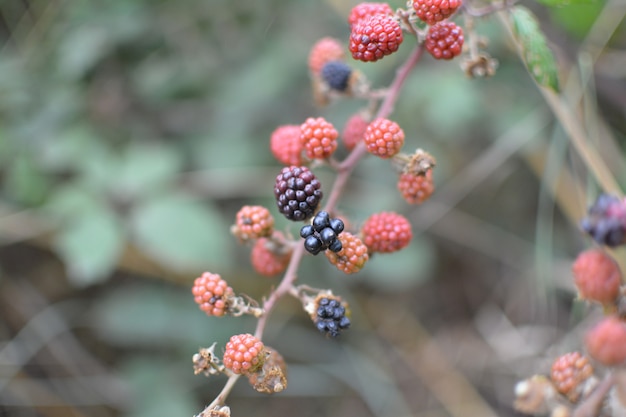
370 300 500 417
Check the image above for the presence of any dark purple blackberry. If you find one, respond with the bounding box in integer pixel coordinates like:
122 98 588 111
274 166 323 221
315 297 350 337
320 61 352 92
580 193 626 247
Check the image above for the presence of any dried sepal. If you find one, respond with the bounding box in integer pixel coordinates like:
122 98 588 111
247 346 288 394
193 343 225 376
514 375 559 415
197 405 231 417
228 294 264 318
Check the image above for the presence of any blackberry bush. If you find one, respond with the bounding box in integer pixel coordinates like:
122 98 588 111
186 2 602 417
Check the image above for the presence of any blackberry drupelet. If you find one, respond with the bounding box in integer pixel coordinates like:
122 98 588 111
320 61 352 92
315 297 350 337
274 166 323 221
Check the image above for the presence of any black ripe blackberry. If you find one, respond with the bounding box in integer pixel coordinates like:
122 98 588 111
301 211 345 255
274 166 323 221
320 61 352 92
315 297 350 337
580 193 626 247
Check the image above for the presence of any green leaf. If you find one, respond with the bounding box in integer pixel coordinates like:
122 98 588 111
130 194 230 271
5 154 50 205
510 6 561 92
115 143 182 199
54 205 125 286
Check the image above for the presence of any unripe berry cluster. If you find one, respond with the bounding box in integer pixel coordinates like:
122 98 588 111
223 333 266 375
192 272 234 317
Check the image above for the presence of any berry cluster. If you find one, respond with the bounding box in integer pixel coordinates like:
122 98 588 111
580 193 626 247
223 334 266 375
308 37 345 76
251 237 291 277
270 125 303 166
412 0 462 25
232 205 274 241
361 211 413 253
348 2 394 27
425 21 464 60
572 249 621 306
349 14 403 62
314 296 351 337
364 117 405 158
325 232 369 274
300 211 345 255
320 61 353 92
192 272 234 317
300 117 338 160
398 170 434 204
274 166 323 221
550 352 594 402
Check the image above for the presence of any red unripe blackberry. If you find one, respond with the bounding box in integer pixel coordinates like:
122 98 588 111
550 352 594 402
572 249 622 305
585 316 626 366
412 0 462 25
425 21 464 60
232 205 274 241
274 166 323 221
251 237 291 277
270 125 303 166
398 170 434 204
223 333 266 375
361 211 412 253
308 37 345 76
192 272 234 317
342 113 369 151
363 118 405 158
349 14 403 63
300 117 338 160
348 2 394 27
325 232 369 274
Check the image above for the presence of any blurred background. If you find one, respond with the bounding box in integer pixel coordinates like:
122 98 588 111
0 0 624 416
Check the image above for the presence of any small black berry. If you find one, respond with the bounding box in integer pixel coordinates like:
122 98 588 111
313 211 331 232
304 235 323 255
319 227 337 246
320 61 352 92
328 239 342 253
314 296 350 337
300 225 315 238
329 218 344 234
